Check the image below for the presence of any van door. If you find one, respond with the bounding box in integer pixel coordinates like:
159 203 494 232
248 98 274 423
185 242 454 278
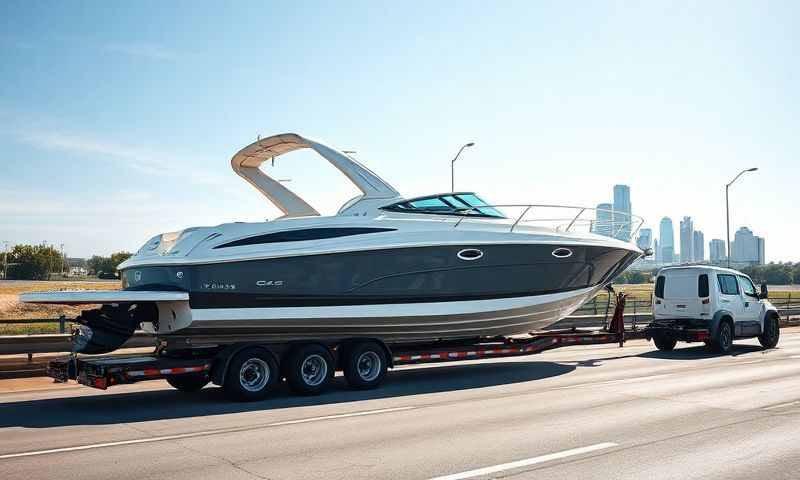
736 275 762 335
659 271 709 319
716 273 746 331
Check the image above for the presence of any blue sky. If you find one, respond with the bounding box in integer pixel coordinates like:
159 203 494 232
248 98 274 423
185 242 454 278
1 1 798 260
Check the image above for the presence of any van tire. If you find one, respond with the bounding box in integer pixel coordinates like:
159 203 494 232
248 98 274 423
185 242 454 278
712 320 733 354
653 333 677 352
758 315 780 349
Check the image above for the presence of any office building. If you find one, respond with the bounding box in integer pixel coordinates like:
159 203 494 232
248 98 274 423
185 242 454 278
709 239 726 264
693 230 704 262
594 203 613 237
637 228 652 251
613 185 632 241
731 226 766 265
659 217 674 264
679 216 694 263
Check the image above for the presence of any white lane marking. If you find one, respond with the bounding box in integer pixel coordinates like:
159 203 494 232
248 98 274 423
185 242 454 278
763 400 800 411
428 442 618 480
790 355 800 359
0 406 415 460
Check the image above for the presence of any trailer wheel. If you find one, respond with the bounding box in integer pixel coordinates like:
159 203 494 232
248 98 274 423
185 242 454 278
712 321 733 354
166 373 209 393
652 332 677 352
285 344 334 396
758 315 780 349
343 341 388 390
223 348 279 401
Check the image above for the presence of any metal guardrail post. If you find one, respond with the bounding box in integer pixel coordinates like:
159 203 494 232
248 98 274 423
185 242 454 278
59 315 66 334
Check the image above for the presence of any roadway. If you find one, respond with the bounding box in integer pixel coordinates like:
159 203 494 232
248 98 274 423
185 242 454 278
1 328 800 480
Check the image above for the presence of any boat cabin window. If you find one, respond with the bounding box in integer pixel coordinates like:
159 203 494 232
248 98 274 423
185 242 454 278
381 193 505 218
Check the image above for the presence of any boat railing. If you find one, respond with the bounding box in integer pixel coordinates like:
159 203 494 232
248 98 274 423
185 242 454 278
452 204 644 243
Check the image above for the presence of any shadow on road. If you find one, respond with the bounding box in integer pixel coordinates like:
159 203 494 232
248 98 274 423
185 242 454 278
0 360 574 428
638 343 768 360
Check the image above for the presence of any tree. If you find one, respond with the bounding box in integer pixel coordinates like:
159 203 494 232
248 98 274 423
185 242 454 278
87 251 133 277
6 244 62 280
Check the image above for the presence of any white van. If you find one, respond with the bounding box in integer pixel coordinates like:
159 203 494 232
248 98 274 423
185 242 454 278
651 266 780 353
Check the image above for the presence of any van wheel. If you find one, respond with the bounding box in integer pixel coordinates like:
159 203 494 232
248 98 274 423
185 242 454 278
223 348 279 402
166 373 209 392
653 332 677 352
286 344 334 395
343 341 388 390
712 321 733 354
758 315 780 349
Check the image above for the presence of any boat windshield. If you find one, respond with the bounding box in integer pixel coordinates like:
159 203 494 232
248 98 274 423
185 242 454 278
381 193 506 218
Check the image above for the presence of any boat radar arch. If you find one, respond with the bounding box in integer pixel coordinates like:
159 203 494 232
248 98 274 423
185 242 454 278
231 133 400 219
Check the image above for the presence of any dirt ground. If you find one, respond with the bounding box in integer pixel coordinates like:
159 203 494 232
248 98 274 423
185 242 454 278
0 280 120 333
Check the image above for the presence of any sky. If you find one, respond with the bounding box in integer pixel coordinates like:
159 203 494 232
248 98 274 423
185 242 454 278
1 1 798 261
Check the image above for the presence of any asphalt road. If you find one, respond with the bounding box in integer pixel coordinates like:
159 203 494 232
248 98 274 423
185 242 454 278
1 329 800 480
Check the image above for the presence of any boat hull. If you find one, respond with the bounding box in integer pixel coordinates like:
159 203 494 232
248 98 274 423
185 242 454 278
163 286 601 345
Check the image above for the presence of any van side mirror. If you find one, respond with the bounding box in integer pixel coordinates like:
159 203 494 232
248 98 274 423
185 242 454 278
759 283 769 299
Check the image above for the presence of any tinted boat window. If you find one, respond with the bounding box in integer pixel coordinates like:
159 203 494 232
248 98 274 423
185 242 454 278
717 274 740 295
655 275 665 298
698 274 709 297
214 227 396 248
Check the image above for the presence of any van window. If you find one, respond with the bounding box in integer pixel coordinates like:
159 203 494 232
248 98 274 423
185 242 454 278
698 274 709 297
655 276 665 298
738 276 757 297
663 272 699 298
717 274 739 295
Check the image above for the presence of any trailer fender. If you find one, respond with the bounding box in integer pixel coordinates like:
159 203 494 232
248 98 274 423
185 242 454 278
211 343 277 386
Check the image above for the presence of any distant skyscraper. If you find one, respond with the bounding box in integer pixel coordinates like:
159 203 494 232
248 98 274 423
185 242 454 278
613 185 632 241
654 238 660 262
693 230 705 262
709 239 726 264
731 226 765 265
636 228 652 251
659 217 674 264
594 203 613 237
679 216 694 263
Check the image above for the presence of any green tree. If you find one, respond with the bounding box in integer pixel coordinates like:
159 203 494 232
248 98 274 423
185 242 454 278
6 244 62 280
87 251 133 277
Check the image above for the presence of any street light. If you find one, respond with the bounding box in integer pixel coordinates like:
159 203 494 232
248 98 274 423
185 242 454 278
451 142 475 192
726 167 758 268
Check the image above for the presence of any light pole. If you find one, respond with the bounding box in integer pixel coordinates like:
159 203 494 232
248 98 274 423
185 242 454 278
726 167 758 268
450 142 475 192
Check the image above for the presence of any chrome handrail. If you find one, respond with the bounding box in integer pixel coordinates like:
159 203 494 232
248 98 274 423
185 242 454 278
451 204 644 243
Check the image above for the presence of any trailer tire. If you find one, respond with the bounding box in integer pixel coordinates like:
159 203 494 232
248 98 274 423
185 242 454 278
758 314 780 349
652 332 677 352
712 320 733 354
223 348 279 402
285 344 334 396
343 341 388 390
166 373 209 393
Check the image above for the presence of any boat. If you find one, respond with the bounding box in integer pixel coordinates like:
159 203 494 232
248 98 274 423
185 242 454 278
21 133 644 354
